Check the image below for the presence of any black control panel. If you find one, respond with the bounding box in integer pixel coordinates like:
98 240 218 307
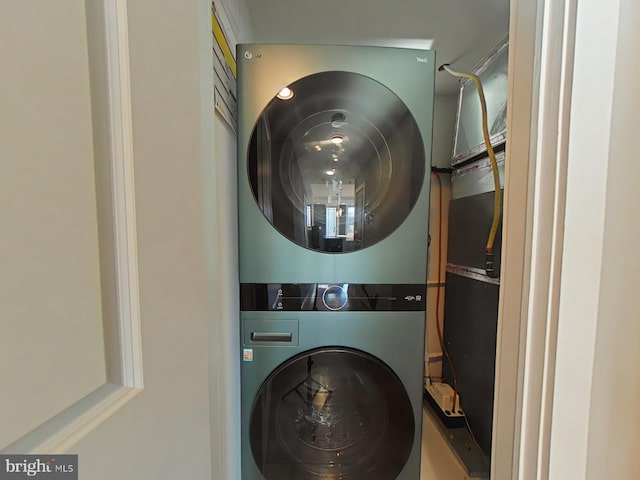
240 283 427 312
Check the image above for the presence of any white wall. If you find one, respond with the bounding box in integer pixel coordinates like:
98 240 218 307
216 0 253 43
549 0 640 477
585 0 640 476
208 2 253 479
242 0 509 95
208 114 242 479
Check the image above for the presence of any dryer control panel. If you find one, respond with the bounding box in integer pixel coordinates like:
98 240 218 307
240 283 426 312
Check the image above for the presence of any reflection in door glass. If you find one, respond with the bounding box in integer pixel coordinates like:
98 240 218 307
249 348 415 479
247 71 425 254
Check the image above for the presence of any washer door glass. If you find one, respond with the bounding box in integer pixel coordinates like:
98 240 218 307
247 71 425 253
249 348 415 479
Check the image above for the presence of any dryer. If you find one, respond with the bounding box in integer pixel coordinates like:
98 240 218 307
237 44 434 284
238 44 435 480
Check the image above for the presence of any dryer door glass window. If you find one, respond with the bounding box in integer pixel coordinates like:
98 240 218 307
249 348 415 479
247 71 425 253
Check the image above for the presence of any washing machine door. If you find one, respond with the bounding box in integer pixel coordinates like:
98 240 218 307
249 348 415 479
247 71 425 253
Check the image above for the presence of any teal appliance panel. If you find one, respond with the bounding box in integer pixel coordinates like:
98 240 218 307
240 311 426 480
237 44 435 284
237 45 433 480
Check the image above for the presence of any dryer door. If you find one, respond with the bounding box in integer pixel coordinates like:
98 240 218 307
249 347 415 479
247 71 425 254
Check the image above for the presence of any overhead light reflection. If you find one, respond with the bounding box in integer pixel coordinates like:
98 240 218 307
276 87 294 100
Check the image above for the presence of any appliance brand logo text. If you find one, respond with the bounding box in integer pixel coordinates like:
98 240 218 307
416 57 429 64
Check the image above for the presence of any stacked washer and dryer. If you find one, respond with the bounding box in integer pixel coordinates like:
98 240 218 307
237 44 435 480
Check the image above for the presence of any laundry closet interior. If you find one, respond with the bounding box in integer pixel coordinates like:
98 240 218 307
211 1 511 478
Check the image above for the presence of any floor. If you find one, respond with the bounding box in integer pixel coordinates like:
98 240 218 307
421 408 475 480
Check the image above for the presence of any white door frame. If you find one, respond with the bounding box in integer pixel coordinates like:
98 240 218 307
496 0 636 476
493 0 579 477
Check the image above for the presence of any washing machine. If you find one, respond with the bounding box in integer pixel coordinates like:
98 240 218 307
238 44 435 480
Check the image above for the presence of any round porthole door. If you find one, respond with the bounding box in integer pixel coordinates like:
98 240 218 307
249 348 415 479
247 71 425 254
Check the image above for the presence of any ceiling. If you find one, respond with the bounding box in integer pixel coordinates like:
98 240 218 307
242 0 510 95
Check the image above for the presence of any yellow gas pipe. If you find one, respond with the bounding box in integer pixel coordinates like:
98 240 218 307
439 64 502 277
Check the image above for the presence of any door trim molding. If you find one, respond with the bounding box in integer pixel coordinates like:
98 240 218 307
101 0 143 391
493 0 578 477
